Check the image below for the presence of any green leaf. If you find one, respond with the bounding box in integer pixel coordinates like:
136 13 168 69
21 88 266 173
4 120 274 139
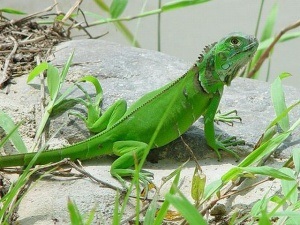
0 110 27 153
191 166 206 202
258 209 272 225
79 75 102 94
204 117 300 202
241 166 294 180
203 179 223 201
84 206 96 225
292 148 300 174
162 0 210 12
60 52 74 83
51 98 84 117
238 130 292 168
0 8 26 15
46 64 60 100
251 196 269 217
271 73 291 131
27 62 48 83
250 2 278 78
165 191 208 225
153 164 183 225
266 100 300 131
144 194 159 225
274 210 300 222
110 0 128 18
280 167 298 204
260 2 278 41
258 32 300 51
67 198 83 225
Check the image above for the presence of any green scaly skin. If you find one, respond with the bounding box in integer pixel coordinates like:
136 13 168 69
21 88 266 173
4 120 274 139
0 32 258 186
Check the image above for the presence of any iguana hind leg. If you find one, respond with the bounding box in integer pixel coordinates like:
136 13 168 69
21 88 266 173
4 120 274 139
110 141 153 188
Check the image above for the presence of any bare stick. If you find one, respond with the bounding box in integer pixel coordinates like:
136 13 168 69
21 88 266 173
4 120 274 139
66 160 124 192
248 19 300 78
0 35 46 49
0 36 18 89
61 0 83 23
36 55 47 146
10 4 56 27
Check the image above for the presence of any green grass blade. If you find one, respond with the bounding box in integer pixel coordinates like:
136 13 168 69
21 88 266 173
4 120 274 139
251 195 269 217
112 192 121 225
0 110 27 153
51 98 84 117
27 62 48 83
110 0 128 18
92 0 140 47
273 210 300 223
153 167 181 225
280 168 298 204
0 144 49 222
203 179 223 201
258 209 272 225
260 2 278 41
249 2 278 79
79 75 103 95
238 132 290 168
60 52 74 83
292 148 300 174
67 198 84 225
239 116 300 168
266 100 300 131
240 166 294 180
162 0 211 12
79 75 103 106
271 72 291 131
258 32 300 51
84 207 96 225
0 8 26 15
144 194 159 225
47 64 60 100
165 190 207 225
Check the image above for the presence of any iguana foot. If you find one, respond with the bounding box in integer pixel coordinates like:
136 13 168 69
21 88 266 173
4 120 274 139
214 142 240 161
139 170 154 187
214 110 241 125
213 135 244 161
217 135 245 147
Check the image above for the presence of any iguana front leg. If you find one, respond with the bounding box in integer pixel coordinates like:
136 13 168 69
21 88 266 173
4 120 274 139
110 141 153 188
204 93 240 160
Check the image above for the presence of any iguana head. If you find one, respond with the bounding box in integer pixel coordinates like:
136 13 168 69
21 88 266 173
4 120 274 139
214 32 258 85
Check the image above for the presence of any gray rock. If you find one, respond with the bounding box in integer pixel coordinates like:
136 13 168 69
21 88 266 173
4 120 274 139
1 39 299 224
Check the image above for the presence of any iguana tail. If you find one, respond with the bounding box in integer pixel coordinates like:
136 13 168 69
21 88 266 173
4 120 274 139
0 138 111 168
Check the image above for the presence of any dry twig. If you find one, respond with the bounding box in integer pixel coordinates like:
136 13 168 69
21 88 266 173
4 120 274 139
248 19 300 78
0 36 18 89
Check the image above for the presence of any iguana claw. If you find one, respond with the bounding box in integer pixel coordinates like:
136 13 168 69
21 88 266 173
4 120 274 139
213 135 244 161
214 110 241 126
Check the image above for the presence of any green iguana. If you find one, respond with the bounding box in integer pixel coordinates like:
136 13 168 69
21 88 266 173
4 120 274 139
0 32 258 186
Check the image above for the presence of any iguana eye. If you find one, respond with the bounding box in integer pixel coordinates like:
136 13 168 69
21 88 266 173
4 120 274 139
230 37 240 46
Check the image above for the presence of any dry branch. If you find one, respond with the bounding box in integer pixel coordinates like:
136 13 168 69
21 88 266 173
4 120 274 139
248 19 300 78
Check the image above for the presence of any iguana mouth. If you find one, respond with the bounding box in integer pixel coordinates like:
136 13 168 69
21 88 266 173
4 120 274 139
243 38 259 52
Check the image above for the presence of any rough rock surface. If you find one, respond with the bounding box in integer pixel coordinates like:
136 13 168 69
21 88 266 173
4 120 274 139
0 39 299 224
